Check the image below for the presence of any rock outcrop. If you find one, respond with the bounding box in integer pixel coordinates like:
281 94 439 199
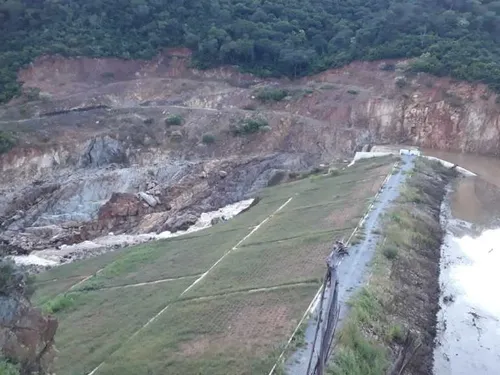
79 136 128 168
0 296 58 374
0 261 57 374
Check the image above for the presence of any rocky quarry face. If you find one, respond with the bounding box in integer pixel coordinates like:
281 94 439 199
1 50 500 262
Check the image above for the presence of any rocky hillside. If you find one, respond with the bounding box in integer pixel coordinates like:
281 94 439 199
1 50 500 258
0 260 57 374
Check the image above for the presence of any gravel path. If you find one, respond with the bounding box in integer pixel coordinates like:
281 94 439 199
285 155 415 375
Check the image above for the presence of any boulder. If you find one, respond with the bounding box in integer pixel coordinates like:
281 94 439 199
210 216 227 226
138 192 158 207
162 213 198 232
211 217 222 226
219 170 228 179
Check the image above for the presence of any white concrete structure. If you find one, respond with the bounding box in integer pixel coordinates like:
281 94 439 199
399 148 421 156
423 156 476 176
349 151 394 166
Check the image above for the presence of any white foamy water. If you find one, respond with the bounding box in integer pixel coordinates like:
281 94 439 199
10 199 254 267
451 228 500 317
12 253 58 267
435 220 500 374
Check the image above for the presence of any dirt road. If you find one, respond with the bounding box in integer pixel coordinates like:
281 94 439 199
285 155 415 374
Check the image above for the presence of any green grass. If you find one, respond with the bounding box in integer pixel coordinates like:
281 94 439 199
33 276 88 305
43 294 76 314
183 233 330 298
96 285 317 375
33 156 394 375
329 289 389 375
35 250 129 282
51 279 196 375
330 320 388 375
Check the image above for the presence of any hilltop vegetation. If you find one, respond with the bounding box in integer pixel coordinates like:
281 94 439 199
2 0 500 102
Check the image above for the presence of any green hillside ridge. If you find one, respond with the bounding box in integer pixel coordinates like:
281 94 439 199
2 0 500 103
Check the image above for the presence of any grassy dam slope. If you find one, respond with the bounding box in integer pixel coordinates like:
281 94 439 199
32 157 394 375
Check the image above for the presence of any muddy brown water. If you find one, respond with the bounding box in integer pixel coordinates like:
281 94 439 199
425 149 500 222
424 150 500 375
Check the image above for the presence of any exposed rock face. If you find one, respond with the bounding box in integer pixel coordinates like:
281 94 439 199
0 261 57 374
10 53 500 156
0 296 57 374
98 193 141 220
79 136 128 168
2 52 500 259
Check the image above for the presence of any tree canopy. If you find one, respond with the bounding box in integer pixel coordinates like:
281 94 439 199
2 0 500 102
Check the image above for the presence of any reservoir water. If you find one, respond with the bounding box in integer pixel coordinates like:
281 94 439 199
424 150 500 374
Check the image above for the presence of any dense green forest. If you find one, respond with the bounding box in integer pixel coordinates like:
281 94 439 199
2 0 500 102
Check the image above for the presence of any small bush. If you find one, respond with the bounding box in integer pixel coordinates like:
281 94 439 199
0 359 20 375
231 118 269 136
43 294 75 314
386 324 405 343
0 259 35 298
255 87 288 102
0 132 15 155
143 117 154 125
202 133 215 144
382 246 398 260
76 278 104 291
401 186 422 203
165 114 183 126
